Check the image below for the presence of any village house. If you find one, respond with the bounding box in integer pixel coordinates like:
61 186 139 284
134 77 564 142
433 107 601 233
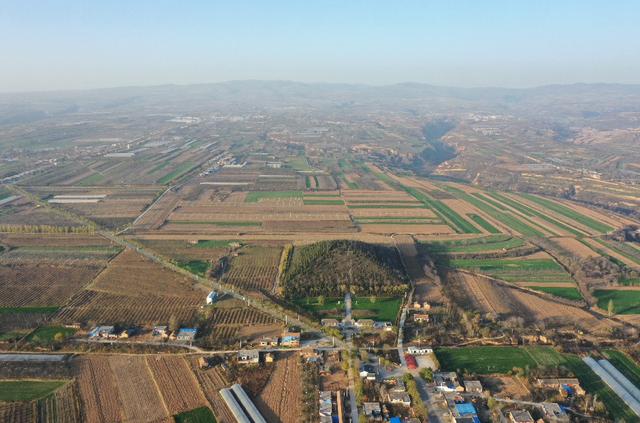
413 313 430 323
541 402 569 422
388 390 411 406
509 410 535 423
373 321 393 331
434 372 464 392
264 352 274 363
237 349 260 365
359 364 377 381
355 319 374 329
280 330 300 347
321 318 340 327
259 336 279 347
536 378 585 396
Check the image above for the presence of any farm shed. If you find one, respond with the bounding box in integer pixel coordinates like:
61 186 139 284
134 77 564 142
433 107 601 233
540 403 569 422
407 346 433 355
463 380 483 394
363 402 382 419
237 349 260 365
206 291 219 304
175 328 197 342
152 326 168 337
88 326 115 338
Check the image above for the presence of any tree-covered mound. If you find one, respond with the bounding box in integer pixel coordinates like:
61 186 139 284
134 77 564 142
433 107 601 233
282 240 408 299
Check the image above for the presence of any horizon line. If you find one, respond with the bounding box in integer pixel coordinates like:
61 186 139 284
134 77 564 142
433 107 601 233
1 79 639 96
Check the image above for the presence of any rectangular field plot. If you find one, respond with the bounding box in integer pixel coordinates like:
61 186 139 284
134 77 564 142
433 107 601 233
0 264 103 308
222 245 282 292
446 255 575 285
435 346 562 374
419 235 526 255
0 380 67 401
292 297 345 320
533 287 583 301
594 289 640 315
56 249 204 325
351 297 402 321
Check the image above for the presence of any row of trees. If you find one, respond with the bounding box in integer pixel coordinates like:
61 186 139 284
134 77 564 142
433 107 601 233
0 224 95 234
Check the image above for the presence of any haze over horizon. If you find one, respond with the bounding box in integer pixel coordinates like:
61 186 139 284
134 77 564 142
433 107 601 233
2 0 640 93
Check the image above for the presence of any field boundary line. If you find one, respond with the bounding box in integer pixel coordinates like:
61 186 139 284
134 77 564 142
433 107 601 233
143 356 172 419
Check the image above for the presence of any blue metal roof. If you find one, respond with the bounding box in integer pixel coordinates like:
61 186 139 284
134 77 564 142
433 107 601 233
455 402 477 416
390 418 402 423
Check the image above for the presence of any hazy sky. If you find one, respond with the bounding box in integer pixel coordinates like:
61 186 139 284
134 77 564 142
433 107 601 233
1 0 639 92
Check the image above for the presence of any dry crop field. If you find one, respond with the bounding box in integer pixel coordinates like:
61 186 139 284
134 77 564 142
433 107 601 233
0 196 85 229
448 271 616 334
56 249 203 326
222 245 282 292
255 352 303 423
198 298 281 347
25 185 163 230
75 354 224 423
189 362 236 423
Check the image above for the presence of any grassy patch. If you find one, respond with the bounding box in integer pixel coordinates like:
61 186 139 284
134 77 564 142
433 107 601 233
304 199 345 205
468 214 500 234
77 172 105 186
0 306 59 315
195 240 240 248
594 289 640 314
0 380 66 401
245 191 302 202
351 297 402 321
174 406 217 423
293 297 345 320
435 346 545 374
422 235 525 254
347 204 425 209
449 258 565 272
287 156 313 171
157 162 198 184
534 287 583 301
177 260 210 276
27 326 76 343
